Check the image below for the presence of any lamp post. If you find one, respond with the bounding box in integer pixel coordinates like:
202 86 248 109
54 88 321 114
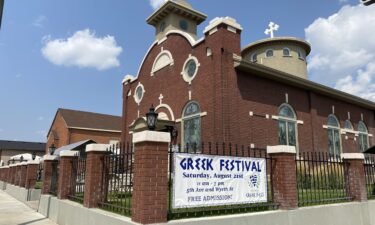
146 105 158 131
48 144 56 156
32 152 36 161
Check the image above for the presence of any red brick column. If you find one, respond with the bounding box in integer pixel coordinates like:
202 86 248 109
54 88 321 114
342 153 367 202
58 151 79 200
5 166 10 183
267 146 298 210
25 162 39 189
84 144 108 208
42 155 59 195
132 131 170 224
14 165 21 185
10 165 16 185
19 163 28 188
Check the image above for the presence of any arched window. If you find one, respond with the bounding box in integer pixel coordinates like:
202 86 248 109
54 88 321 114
278 104 298 148
182 102 201 153
298 50 305 60
283 48 291 56
251 53 257 62
344 120 353 130
327 115 341 156
266 49 274 58
358 121 369 152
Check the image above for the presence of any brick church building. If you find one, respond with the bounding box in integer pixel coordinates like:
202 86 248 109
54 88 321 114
121 0 374 155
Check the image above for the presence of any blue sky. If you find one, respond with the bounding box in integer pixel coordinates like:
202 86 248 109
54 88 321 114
0 0 374 142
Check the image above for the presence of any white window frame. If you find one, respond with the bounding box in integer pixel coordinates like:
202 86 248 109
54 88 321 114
358 121 370 152
276 103 299 152
250 53 257 62
283 48 291 57
151 50 174 76
324 114 342 156
134 82 145 105
266 49 274 58
181 101 202 153
181 55 200 84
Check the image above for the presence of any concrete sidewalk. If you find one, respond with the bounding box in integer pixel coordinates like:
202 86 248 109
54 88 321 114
0 190 57 225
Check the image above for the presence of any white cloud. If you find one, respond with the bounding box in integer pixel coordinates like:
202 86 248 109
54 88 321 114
305 4 375 101
41 29 123 70
33 15 47 28
149 0 167 9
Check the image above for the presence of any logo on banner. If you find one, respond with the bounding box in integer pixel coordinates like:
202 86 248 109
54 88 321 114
249 174 260 190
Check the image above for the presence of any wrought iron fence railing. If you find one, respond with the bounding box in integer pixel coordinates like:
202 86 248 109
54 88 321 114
49 161 59 196
364 154 375 199
98 143 134 216
168 143 276 220
296 152 351 206
68 153 86 203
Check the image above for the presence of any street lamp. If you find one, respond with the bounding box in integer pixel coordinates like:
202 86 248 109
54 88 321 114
146 105 158 131
32 152 36 160
48 144 56 155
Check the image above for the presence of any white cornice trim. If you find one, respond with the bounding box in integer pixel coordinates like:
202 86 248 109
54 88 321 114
341 153 365 160
86 144 110 153
60 151 79 157
204 17 243 34
68 127 121 133
267 145 296 154
133 131 171 144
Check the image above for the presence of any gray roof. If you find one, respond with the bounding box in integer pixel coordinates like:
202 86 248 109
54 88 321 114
53 139 96 156
0 140 46 152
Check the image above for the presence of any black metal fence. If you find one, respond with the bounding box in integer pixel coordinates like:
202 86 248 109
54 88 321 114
364 154 375 199
68 153 86 203
37 162 44 182
49 161 59 196
168 143 276 220
98 143 134 216
296 152 351 206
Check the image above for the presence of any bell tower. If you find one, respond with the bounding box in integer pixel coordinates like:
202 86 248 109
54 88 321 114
146 0 207 41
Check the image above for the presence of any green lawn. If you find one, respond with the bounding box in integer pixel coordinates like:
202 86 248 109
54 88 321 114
298 189 350 206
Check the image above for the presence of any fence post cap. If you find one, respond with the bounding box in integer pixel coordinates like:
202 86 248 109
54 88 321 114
20 162 28 166
133 130 171 144
60 150 79 157
43 155 59 161
86 144 109 153
27 160 40 165
341 153 365 160
267 145 296 154
2 166 9 168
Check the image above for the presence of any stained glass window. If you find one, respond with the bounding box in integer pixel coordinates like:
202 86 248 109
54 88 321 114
358 121 369 152
278 104 297 149
183 102 201 153
327 115 341 156
344 120 353 130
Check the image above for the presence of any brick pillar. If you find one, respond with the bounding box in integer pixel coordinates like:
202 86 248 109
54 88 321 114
25 161 39 189
267 145 298 210
19 163 28 188
10 165 16 185
5 166 10 183
342 153 367 202
132 131 170 224
84 144 108 208
14 165 20 185
58 151 79 200
42 155 58 195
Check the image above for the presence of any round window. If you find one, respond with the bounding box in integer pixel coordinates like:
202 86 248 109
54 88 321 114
185 59 197 78
160 22 166 32
134 85 144 104
181 56 200 84
179 20 188 31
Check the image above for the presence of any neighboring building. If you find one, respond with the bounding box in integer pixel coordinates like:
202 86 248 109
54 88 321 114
121 0 374 155
0 140 45 165
46 108 121 154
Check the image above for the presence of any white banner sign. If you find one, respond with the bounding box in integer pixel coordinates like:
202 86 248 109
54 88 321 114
173 153 267 208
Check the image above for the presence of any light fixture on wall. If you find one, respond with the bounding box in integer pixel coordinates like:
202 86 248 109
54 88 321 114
146 105 158 131
48 144 56 155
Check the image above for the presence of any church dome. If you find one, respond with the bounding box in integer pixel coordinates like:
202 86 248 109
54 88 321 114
242 37 311 79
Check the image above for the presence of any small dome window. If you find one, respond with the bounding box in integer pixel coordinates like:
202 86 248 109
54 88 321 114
266 49 274 58
283 48 291 57
179 20 188 31
160 22 166 32
251 53 257 62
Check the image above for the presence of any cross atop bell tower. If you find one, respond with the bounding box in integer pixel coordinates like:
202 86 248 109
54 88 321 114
147 0 207 41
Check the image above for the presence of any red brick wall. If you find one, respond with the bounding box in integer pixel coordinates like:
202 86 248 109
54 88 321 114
46 112 121 154
122 25 374 154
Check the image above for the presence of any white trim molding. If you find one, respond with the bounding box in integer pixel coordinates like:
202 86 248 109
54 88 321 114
133 131 171 144
86 144 110 153
155 103 175 121
69 127 121 133
134 82 145 105
151 49 174 76
341 153 365 160
60 151 79 157
204 17 243 34
267 145 296 154
43 155 59 161
181 54 200 84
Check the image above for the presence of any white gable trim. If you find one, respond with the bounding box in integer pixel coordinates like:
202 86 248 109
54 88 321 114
151 49 174 76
